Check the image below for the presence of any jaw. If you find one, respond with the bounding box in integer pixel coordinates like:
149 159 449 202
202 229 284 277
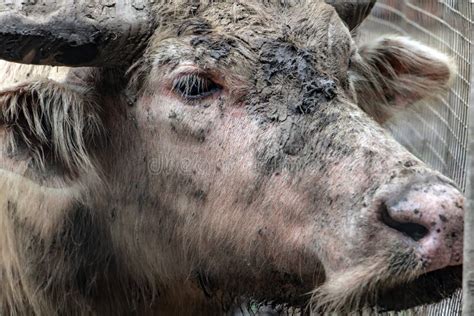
374 265 462 312
218 266 461 314
311 264 461 314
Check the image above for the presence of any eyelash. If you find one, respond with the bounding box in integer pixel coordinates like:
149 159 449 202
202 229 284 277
171 73 222 101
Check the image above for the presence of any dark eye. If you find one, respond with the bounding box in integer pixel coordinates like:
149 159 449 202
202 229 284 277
172 74 222 100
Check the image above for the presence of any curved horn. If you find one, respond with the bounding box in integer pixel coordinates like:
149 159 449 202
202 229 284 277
0 1 154 67
325 0 376 31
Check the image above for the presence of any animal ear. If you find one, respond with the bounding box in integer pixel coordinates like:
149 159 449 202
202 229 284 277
0 80 102 178
326 0 376 31
351 36 454 124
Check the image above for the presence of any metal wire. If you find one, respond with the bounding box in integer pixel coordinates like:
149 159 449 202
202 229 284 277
359 0 473 315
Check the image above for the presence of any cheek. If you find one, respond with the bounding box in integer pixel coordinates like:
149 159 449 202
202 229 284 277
135 94 260 190
196 107 258 180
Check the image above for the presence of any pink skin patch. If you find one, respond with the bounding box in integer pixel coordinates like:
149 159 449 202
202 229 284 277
385 183 464 272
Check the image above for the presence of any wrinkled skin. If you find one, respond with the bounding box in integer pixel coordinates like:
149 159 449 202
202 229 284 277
0 1 464 315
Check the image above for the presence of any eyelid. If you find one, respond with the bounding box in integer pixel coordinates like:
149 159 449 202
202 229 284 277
170 71 222 102
166 64 212 88
163 63 247 103
168 63 205 80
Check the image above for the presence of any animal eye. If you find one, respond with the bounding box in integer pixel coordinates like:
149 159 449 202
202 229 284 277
172 74 222 100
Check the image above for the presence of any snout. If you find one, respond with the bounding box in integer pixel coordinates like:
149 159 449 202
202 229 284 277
379 178 464 273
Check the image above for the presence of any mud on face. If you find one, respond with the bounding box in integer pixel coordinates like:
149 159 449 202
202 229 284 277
0 1 463 315
118 1 463 313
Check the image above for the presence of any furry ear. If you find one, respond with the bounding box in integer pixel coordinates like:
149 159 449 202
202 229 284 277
0 80 102 177
351 36 454 124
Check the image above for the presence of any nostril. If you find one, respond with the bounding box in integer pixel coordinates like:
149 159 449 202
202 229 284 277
380 205 429 241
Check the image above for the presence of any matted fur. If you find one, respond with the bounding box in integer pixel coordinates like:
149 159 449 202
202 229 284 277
311 251 421 313
0 79 102 177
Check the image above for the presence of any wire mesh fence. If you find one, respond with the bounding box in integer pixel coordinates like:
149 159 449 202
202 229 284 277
359 0 473 315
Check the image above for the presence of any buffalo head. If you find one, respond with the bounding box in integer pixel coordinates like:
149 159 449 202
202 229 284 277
0 1 463 314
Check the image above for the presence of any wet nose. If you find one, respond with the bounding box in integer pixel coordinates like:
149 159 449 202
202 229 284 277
381 181 464 272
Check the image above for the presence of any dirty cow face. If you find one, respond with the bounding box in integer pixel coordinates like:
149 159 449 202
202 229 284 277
0 1 464 314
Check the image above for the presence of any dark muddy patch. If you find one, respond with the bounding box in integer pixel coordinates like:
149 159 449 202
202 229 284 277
245 38 352 175
190 35 236 61
258 40 336 116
